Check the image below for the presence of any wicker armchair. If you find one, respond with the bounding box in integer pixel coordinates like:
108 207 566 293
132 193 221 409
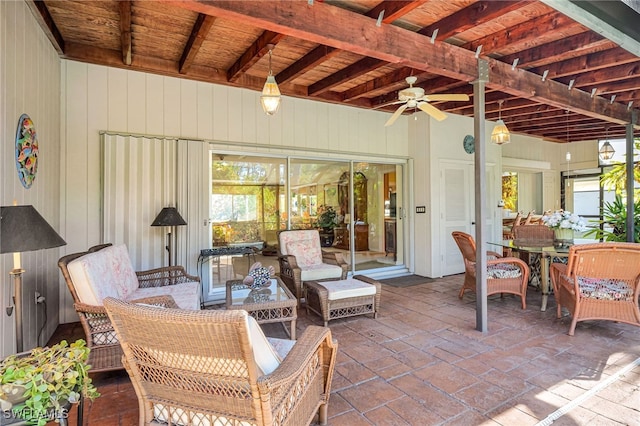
550 242 640 336
512 225 555 288
277 230 348 304
58 244 199 372
452 232 530 309
104 298 338 426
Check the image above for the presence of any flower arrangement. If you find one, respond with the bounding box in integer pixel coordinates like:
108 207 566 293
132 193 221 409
541 210 588 232
316 205 338 230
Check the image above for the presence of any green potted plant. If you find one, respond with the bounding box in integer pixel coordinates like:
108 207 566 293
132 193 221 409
316 205 338 247
584 194 640 242
0 339 100 426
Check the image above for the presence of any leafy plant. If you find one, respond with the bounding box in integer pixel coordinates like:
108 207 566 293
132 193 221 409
584 194 640 243
0 340 99 426
316 205 338 230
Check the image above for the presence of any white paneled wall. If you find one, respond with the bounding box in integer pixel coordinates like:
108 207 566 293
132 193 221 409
1 1 61 356
60 60 409 323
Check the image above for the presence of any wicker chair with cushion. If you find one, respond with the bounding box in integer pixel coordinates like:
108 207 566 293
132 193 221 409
512 224 555 288
104 297 338 426
550 242 640 336
58 243 200 372
452 232 530 309
277 230 348 304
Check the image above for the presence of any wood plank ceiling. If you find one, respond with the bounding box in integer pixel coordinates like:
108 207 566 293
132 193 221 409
29 0 640 143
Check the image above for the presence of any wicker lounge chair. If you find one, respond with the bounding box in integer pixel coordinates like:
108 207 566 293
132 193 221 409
104 297 338 426
58 244 199 372
277 230 348 304
550 242 640 336
452 231 530 309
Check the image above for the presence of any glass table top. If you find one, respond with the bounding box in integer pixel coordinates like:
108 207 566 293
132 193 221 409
228 278 292 306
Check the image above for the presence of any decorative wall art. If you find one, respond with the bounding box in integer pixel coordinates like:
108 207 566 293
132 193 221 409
15 114 39 188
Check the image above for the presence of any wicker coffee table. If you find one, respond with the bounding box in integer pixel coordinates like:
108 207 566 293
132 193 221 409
226 277 297 339
305 275 381 326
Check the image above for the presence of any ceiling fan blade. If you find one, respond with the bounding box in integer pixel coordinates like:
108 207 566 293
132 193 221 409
417 101 447 121
385 104 409 127
373 100 405 110
423 94 470 102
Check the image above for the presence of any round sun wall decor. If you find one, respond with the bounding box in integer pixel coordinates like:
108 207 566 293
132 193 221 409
15 114 39 188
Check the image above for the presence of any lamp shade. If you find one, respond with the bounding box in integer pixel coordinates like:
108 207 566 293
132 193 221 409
151 207 187 227
599 141 615 161
0 205 66 253
260 75 281 115
491 119 511 145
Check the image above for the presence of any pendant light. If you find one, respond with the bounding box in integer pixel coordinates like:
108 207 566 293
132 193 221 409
599 127 615 161
491 100 510 145
260 44 281 115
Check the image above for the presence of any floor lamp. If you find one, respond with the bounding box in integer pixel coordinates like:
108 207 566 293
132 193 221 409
151 207 187 267
0 205 66 353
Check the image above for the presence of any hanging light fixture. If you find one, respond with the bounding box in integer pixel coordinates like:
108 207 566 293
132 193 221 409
260 44 281 115
491 100 510 145
599 127 615 161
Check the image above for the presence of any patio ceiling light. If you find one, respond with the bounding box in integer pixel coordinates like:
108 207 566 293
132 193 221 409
491 100 510 145
260 44 281 116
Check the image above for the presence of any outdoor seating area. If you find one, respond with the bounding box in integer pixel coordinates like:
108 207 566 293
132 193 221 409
49 273 640 425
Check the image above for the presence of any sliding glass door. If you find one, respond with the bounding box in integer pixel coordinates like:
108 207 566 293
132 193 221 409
202 152 404 304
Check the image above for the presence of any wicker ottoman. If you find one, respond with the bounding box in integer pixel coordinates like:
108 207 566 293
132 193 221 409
304 275 381 326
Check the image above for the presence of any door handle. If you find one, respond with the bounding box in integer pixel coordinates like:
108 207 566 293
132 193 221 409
471 222 476 225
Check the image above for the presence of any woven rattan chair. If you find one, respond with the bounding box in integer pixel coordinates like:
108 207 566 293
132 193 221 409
104 298 338 426
512 225 555 288
277 230 348 304
550 242 640 336
58 244 199 372
452 232 530 309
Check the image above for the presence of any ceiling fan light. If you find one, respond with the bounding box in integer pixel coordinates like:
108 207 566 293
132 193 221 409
599 140 615 161
491 119 510 145
261 75 281 115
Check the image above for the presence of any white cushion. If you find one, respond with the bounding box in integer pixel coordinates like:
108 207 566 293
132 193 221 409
131 281 201 310
317 277 377 301
67 244 138 305
278 230 321 256
246 315 282 375
286 239 322 267
300 263 344 281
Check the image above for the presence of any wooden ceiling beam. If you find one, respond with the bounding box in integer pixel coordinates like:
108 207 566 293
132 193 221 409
275 45 339 84
465 11 578 56
227 31 286 83
499 31 609 69
529 47 636 79
25 0 65 54
119 1 132 65
581 78 640 96
367 0 429 24
168 0 637 127
564 61 640 87
308 56 387 96
342 68 416 102
418 1 529 41
179 14 216 74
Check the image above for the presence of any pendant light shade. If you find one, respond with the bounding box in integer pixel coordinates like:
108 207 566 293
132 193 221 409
491 100 510 145
599 141 615 161
261 45 281 115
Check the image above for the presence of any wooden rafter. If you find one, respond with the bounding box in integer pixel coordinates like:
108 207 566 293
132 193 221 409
179 14 216 74
529 47 637 79
227 31 286 83
25 0 65 54
275 45 339 84
308 57 389 96
119 1 132 65
366 0 429 24
419 0 530 41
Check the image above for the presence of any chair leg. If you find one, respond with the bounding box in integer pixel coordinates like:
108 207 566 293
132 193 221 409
318 403 328 425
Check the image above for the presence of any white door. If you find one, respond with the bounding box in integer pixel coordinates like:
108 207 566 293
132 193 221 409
440 161 496 276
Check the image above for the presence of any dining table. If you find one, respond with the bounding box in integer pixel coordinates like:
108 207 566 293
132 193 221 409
489 239 591 311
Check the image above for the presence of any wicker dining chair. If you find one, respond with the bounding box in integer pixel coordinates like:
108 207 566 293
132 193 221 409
104 298 338 426
550 242 640 336
58 244 199 372
452 232 530 309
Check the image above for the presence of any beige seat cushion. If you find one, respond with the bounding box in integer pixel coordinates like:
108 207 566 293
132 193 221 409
317 277 377 301
300 263 344 281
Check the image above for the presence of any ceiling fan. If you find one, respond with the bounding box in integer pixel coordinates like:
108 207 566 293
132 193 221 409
378 76 470 126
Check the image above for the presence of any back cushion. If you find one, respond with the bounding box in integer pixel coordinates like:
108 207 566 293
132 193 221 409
278 230 320 256
67 244 139 304
286 239 322 268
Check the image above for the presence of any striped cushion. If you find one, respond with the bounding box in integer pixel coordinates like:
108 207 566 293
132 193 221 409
487 263 522 279
577 276 633 301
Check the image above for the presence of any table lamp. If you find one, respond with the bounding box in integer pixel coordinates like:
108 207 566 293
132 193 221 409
151 207 187 267
0 205 66 352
